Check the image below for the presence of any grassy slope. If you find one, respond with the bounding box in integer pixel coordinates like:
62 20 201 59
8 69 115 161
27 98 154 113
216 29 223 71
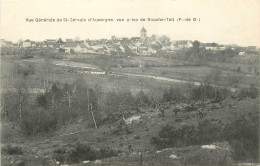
1 97 259 165
1 55 259 165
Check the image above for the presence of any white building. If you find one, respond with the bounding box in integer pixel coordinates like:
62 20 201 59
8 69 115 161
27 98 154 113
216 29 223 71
23 39 31 47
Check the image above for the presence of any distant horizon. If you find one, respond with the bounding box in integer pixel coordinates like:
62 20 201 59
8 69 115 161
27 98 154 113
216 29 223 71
1 31 260 48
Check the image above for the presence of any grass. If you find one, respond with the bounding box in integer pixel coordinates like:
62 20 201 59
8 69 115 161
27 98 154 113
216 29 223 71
1 58 177 99
181 143 233 166
1 144 23 155
1 54 259 165
1 97 258 165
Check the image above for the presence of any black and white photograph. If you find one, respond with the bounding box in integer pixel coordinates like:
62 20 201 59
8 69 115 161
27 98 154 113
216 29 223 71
0 0 260 165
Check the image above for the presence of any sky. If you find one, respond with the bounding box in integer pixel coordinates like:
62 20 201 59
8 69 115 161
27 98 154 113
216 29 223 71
1 0 260 47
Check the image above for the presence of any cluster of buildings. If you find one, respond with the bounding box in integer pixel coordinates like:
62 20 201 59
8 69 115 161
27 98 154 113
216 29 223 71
0 27 258 56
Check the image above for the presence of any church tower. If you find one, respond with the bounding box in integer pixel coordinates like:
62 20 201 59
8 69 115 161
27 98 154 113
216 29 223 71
140 27 147 39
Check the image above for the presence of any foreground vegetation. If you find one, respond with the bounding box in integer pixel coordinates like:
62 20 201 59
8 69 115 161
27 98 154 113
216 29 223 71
1 48 259 165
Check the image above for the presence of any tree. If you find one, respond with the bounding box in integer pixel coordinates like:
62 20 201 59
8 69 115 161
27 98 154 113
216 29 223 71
158 35 171 46
49 83 63 108
39 51 53 88
14 80 29 121
62 83 76 108
211 67 222 85
136 89 149 107
104 90 135 122
207 67 223 101
87 89 98 129
192 40 200 54
36 93 49 108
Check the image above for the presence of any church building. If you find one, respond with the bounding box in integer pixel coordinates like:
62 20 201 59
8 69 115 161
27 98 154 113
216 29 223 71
140 27 147 39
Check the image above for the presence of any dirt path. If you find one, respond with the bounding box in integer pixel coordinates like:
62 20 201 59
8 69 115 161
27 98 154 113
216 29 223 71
114 72 238 92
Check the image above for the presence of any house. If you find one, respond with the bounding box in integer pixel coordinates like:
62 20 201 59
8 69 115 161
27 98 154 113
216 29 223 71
0 39 6 47
56 38 65 48
239 51 246 56
96 47 105 54
171 40 193 50
31 41 37 47
23 39 31 47
218 45 225 51
75 44 88 53
104 44 117 54
87 47 95 53
225 44 239 51
148 46 157 54
204 43 225 51
128 43 138 54
139 44 149 55
13 43 19 47
119 45 126 53
161 45 171 51
44 39 57 48
84 42 104 54
90 45 104 53
36 42 44 48
130 37 141 42
64 42 77 53
66 39 74 43
0 39 13 47
111 36 117 41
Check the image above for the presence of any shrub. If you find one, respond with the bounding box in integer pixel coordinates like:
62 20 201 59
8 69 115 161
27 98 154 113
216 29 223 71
163 87 184 103
113 120 131 135
1 144 23 155
191 84 230 103
36 93 49 108
238 84 259 99
53 143 118 164
223 117 259 162
104 90 135 122
151 117 259 162
196 120 222 144
150 121 222 149
21 108 58 136
136 89 150 107
150 124 198 149
17 64 34 76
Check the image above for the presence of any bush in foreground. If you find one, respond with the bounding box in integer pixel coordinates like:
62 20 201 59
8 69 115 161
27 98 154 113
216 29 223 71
53 143 119 164
21 107 58 136
150 120 222 149
151 117 259 162
1 144 23 155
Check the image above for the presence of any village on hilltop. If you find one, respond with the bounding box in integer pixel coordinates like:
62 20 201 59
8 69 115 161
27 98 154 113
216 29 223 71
0 27 259 56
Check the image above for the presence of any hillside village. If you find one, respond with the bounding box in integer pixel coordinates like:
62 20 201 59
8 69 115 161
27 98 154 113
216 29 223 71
1 27 259 56
1 27 260 166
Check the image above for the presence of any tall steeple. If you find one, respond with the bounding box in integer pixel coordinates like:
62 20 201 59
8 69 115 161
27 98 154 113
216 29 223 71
140 27 147 39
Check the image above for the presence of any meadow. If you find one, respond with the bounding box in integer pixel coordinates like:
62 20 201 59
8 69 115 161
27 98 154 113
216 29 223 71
1 51 259 166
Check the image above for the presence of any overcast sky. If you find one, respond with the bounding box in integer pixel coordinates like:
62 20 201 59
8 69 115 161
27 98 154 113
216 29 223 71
1 0 260 46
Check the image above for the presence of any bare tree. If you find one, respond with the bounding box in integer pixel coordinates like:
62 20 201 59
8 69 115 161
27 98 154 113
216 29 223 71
14 80 29 121
87 89 98 129
63 84 77 108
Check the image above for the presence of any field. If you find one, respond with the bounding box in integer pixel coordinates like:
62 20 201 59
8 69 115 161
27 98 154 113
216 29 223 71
1 53 259 166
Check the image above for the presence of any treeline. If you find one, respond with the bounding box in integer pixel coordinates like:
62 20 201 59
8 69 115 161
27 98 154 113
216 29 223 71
1 76 258 136
1 77 152 135
162 83 258 104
